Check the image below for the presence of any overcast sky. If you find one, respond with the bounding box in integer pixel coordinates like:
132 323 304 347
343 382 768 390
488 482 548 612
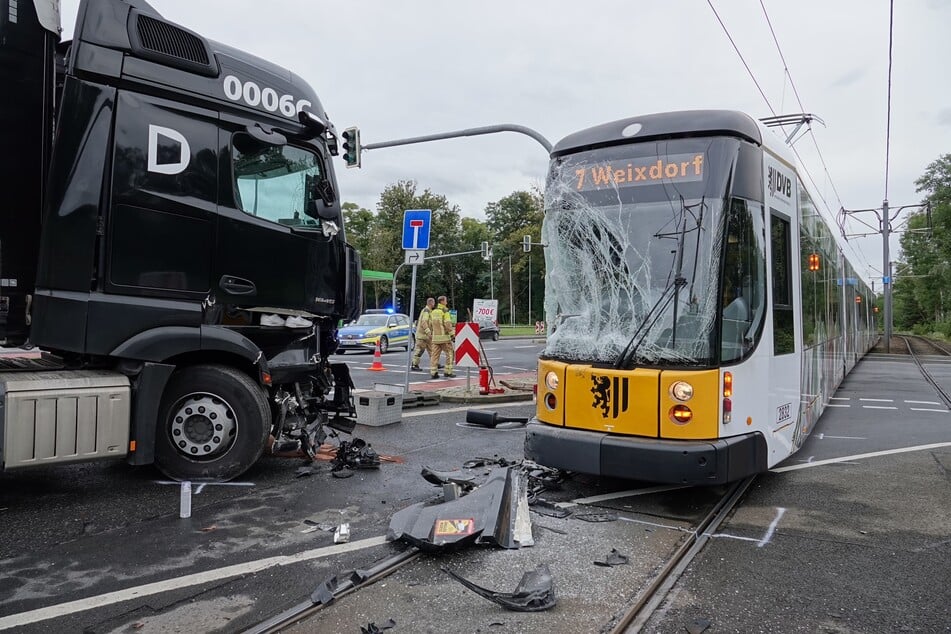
59 0 950 282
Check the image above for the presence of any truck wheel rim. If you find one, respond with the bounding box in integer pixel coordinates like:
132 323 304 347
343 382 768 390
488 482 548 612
169 392 237 459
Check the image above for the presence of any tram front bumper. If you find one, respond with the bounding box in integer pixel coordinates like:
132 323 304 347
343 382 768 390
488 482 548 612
524 420 767 485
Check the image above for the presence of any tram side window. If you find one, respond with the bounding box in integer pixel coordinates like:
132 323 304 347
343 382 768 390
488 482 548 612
771 212 795 355
720 199 766 363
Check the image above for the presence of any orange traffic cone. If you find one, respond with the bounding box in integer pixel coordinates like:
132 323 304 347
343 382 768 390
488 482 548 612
368 338 385 371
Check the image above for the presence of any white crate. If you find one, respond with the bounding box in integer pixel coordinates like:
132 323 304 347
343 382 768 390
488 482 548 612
354 390 403 427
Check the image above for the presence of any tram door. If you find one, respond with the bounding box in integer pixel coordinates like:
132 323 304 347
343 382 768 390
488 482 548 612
765 154 803 455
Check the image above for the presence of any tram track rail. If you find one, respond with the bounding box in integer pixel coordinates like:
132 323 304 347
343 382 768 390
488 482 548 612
244 547 423 634
607 475 756 633
901 335 951 410
244 474 758 634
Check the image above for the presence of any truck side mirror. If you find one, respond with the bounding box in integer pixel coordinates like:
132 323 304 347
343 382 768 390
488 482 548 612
298 109 328 135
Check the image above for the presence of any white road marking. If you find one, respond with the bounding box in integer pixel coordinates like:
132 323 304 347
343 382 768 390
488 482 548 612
830 397 851 401
906 400 942 405
771 442 951 473
0 536 389 630
503 366 533 372
820 435 867 440
704 532 762 543
827 404 850 408
862 405 898 410
909 407 949 413
756 506 786 548
514 345 541 349
860 398 894 402
757 507 786 547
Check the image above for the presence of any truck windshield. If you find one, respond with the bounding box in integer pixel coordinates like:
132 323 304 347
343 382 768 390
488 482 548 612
542 137 740 367
232 136 323 227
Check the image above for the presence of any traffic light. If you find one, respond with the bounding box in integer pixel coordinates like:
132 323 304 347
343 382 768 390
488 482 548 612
341 127 361 168
523 235 532 253
808 253 820 272
481 241 490 261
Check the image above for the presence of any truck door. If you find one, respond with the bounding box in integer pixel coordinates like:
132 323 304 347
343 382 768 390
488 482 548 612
108 93 218 298
214 116 343 315
92 92 217 351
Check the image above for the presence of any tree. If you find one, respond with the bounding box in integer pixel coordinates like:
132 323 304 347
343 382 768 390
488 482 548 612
895 153 951 334
484 190 545 323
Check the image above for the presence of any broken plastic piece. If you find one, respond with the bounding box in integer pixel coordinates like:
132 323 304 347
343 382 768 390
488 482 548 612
309 569 370 606
332 438 381 472
442 564 557 612
387 466 534 551
421 466 476 490
593 548 629 567
360 619 396 634
465 410 529 428
529 499 571 518
463 456 514 469
334 523 351 544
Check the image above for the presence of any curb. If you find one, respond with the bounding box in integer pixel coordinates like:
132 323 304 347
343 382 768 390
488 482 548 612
435 388 535 404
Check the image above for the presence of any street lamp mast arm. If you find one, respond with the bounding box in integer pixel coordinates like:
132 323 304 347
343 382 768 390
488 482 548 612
364 124 553 154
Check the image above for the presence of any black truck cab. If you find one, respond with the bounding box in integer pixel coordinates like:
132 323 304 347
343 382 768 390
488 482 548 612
0 0 362 481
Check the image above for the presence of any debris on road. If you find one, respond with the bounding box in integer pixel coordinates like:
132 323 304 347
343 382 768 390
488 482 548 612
593 548 629 567
387 466 534 551
529 499 571 518
331 438 381 473
442 564 557 612
333 522 351 544
465 410 529 428
360 619 396 633
310 569 370 606
463 455 514 469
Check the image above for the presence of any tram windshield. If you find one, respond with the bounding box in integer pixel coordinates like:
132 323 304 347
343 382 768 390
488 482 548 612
542 137 741 366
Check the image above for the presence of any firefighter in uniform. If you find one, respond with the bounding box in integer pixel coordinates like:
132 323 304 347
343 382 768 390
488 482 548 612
429 295 455 379
411 297 435 371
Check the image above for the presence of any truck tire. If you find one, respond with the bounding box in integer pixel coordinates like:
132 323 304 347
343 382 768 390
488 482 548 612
154 364 270 482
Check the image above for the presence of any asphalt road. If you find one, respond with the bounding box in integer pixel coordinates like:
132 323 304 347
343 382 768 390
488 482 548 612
1 351 948 633
335 337 545 390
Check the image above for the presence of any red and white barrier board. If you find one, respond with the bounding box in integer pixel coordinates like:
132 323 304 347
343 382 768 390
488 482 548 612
454 322 481 368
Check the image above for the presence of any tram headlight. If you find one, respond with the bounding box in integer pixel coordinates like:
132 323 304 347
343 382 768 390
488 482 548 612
669 381 694 402
545 371 559 390
669 405 693 424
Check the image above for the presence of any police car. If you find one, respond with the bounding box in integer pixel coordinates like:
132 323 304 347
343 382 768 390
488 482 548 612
336 309 413 353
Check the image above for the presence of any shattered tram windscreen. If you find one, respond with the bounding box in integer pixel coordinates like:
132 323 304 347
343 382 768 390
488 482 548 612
542 138 741 366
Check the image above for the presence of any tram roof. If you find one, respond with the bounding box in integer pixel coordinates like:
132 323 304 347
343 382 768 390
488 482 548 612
551 110 763 157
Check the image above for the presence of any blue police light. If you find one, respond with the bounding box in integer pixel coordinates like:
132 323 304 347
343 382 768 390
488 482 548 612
385 308 394 314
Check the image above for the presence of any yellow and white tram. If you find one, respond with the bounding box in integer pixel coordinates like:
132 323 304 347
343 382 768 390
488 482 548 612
525 110 876 485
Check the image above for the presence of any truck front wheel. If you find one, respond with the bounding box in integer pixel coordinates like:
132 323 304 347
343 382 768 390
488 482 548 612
155 364 270 482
